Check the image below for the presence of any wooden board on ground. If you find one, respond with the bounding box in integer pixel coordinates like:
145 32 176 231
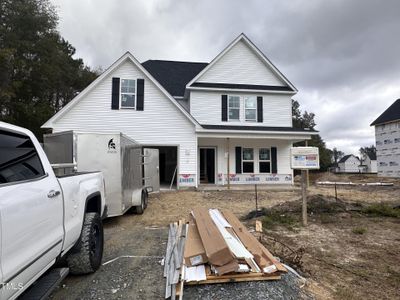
185 274 281 285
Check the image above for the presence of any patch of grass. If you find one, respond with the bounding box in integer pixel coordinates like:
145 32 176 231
262 211 297 230
352 227 367 235
361 203 400 218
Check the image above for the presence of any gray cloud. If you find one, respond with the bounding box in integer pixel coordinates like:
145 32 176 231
51 0 400 155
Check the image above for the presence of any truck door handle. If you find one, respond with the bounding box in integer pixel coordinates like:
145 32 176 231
47 190 61 198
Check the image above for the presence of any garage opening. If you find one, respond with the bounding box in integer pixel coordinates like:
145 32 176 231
200 148 215 184
144 146 177 188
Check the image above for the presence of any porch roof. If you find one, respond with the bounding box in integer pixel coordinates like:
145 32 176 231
196 124 317 140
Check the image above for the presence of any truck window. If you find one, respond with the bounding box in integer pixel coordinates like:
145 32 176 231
0 130 45 184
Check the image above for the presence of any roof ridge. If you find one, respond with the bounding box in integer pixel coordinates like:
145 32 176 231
142 59 208 65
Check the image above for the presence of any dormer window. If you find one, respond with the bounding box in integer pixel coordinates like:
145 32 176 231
120 79 136 108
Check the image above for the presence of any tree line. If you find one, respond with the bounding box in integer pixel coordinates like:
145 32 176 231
0 0 98 138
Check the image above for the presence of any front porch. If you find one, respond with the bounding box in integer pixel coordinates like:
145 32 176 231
196 127 314 187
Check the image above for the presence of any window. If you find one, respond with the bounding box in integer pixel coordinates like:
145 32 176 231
244 96 257 122
120 79 136 108
242 148 254 173
259 148 271 173
228 96 240 121
0 130 45 184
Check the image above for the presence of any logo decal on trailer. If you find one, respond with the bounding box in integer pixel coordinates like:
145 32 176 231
108 139 116 149
107 138 117 153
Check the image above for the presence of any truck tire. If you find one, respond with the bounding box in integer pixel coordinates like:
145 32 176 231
135 191 147 214
66 212 104 275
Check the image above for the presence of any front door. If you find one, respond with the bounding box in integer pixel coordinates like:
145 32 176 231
199 148 216 184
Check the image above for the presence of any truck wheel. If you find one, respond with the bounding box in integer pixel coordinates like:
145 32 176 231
135 191 146 214
66 213 104 275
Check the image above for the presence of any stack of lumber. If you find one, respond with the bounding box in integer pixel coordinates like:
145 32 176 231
164 208 287 299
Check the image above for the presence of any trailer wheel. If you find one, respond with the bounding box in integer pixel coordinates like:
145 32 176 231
66 212 104 274
135 191 146 214
144 190 149 209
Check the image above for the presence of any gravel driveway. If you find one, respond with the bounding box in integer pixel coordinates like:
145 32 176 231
50 192 309 299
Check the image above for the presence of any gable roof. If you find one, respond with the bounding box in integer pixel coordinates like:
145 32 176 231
371 99 400 126
186 33 297 93
338 154 359 163
366 152 377 160
142 60 208 97
42 52 199 128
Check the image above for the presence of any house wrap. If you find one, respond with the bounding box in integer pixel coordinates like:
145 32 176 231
371 99 400 178
43 33 317 188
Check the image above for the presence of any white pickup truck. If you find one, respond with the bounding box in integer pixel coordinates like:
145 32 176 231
0 122 106 300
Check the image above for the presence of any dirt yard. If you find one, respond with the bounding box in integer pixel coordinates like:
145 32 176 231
51 173 400 299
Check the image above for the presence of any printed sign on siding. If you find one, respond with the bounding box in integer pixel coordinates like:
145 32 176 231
217 173 292 185
290 147 320 170
178 174 196 186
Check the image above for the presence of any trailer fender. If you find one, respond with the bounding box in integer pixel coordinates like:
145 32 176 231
131 189 143 206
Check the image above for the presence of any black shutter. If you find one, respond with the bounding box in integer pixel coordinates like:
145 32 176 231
111 77 120 110
271 147 277 174
221 95 228 121
136 79 144 111
235 147 242 174
257 96 263 122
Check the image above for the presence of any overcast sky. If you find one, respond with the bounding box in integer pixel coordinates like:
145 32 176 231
51 0 400 155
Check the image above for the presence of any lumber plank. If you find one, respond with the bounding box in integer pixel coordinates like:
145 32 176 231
222 210 287 273
185 275 281 285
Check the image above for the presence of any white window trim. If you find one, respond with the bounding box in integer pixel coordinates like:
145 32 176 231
242 148 255 174
227 95 258 122
228 95 240 121
120 79 137 109
244 96 257 122
259 147 271 174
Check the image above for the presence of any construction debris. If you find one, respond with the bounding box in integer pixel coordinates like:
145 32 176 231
164 209 287 299
317 181 393 186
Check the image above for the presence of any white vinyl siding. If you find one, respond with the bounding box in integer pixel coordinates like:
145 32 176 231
197 40 285 86
51 59 197 179
338 155 361 173
190 90 292 127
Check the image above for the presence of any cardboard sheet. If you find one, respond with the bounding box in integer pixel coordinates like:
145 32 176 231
192 208 236 269
184 219 208 267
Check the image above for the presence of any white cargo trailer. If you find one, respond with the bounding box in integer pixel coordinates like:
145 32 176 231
43 131 159 217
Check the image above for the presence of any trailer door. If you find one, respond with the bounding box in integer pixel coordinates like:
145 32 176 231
143 148 160 192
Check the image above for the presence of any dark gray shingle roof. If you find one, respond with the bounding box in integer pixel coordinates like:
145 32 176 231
371 99 400 126
142 60 208 97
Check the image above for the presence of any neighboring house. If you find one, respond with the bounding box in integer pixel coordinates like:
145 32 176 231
370 99 400 178
361 152 377 173
338 155 361 173
42 33 317 188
